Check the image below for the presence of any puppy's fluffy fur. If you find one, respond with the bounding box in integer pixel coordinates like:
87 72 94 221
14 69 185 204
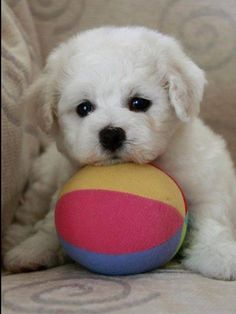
3 27 236 280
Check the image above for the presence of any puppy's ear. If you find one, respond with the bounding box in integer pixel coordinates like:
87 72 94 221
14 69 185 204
23 70 59 136
24 43 72 135
165 45 206 121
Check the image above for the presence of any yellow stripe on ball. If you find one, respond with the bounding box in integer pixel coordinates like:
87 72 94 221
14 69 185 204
60 163 186 217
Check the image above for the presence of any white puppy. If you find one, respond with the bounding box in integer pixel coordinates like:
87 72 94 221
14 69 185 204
3 27 236 280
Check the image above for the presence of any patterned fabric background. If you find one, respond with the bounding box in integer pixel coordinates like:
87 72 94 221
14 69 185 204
2 263 236 314
2 0 41 238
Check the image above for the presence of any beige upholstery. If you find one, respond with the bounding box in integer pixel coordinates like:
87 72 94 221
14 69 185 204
2 0 41 238
2 263 236 314
2 1 236 313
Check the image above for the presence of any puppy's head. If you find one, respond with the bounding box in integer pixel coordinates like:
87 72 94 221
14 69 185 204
26 27 206 165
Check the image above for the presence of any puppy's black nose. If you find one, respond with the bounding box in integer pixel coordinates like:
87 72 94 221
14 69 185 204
99 126 126 152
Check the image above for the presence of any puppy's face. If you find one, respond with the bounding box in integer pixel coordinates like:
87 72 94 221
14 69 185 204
27 27 205 166
56 43 174 165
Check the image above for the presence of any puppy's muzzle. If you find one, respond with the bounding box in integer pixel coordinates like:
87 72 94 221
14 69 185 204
99 126 126 152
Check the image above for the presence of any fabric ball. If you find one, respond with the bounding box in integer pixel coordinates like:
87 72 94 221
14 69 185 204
55 163 188 275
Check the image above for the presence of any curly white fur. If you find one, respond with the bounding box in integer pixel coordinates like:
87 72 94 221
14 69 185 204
3 27 236 280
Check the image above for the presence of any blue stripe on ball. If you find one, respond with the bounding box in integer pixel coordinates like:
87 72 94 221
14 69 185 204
59 227 182 275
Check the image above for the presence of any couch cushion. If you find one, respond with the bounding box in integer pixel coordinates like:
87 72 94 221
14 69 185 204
2 0 42 237
2 263 236 314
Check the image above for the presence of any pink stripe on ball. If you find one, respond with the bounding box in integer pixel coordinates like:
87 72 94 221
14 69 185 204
55 190 183 254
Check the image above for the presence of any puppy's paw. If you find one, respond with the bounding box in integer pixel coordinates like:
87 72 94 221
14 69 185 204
182 242 236 280
3 231 69 273
2 223 34 255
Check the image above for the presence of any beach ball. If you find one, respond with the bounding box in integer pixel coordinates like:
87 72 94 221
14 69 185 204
55 163 188 275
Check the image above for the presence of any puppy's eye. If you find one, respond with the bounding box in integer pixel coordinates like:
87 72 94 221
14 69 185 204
128 97 152 112
76 101 95 118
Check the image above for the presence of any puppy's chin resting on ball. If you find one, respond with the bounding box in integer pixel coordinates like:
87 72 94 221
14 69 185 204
3 26 236 280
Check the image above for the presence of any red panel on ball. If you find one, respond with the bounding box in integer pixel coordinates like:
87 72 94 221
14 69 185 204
55 189 183 254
